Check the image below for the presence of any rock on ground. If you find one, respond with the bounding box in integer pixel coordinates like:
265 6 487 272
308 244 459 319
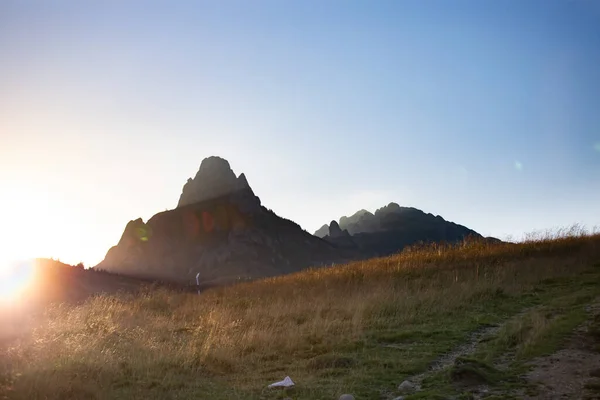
397 380 416 394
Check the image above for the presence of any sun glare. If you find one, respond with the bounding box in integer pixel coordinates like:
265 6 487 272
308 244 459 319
0 260 35 303
0 183 101 269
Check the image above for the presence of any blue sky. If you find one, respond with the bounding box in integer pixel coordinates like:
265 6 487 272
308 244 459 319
1 0 599 266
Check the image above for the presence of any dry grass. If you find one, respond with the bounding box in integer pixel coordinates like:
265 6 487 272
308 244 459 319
2 226 600 399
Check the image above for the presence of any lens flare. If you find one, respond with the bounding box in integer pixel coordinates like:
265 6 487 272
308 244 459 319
0 260 35 303
514 161 523 171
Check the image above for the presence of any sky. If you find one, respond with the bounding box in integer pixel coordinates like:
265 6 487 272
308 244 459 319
0 0 599 267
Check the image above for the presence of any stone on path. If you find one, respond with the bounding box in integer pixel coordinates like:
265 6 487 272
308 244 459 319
397 380 416 394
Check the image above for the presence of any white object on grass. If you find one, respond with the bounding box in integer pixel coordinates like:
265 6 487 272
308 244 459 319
196 272 200 294
268 376 295 388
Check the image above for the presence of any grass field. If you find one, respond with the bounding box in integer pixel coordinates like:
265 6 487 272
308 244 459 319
2 226 600 400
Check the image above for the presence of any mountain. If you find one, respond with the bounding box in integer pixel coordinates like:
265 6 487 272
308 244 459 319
95 157 354 286
177 156 251 208
315 203 488 257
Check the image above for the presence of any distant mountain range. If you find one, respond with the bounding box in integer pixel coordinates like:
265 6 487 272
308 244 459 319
95 156 495 286
315 203 499 257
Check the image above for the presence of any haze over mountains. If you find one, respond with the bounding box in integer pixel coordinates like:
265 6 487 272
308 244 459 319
96 156 490 285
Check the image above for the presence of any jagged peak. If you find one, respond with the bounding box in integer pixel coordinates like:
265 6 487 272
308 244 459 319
177 156 253 208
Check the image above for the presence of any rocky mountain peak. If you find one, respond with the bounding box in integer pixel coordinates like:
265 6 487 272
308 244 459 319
177 156 252 208
329 221 343 237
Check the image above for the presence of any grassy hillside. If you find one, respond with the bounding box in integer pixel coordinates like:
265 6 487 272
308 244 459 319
2 226 600 399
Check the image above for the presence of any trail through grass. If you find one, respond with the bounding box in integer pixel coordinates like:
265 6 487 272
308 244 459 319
1 229 600 399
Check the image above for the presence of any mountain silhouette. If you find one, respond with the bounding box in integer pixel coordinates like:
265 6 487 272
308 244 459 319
95 157 355 286
96 157 495 286
315 203 494 256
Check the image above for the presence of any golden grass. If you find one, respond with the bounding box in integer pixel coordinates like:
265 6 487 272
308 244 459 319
2 226 600 399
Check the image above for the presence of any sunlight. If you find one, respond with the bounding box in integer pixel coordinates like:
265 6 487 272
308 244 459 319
0 259 35 304
0 182 100 268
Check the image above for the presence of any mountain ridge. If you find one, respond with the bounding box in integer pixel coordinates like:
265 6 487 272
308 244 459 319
96 157 495 285
315 202 493 257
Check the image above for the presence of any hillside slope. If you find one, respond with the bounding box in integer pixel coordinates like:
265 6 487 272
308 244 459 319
2 258 150 307
3 229 600 399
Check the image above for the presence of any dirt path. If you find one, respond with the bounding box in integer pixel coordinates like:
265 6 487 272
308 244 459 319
391 303 600 399
393 307 537 395
403 325 501 391
524 304 600 400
